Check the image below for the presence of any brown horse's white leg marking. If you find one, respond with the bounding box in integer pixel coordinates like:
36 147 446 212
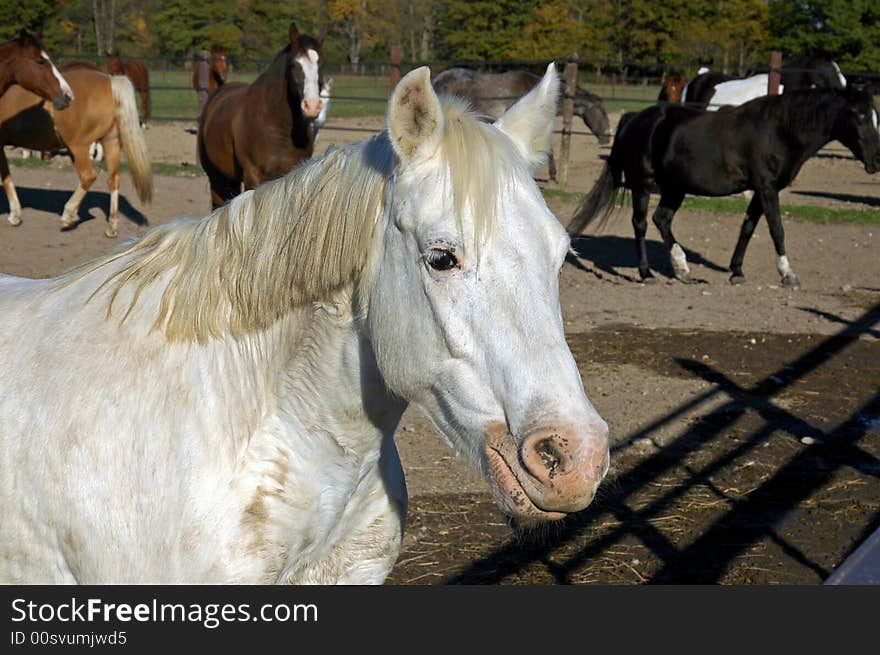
60 184 88 229
101 135 122 237
3 175 22 226
61 145 98 230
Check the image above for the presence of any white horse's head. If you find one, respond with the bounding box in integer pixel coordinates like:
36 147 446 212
365 64 610 522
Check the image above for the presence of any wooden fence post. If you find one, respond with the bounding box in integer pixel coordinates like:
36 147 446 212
390 45 402 91
768 50 782 95
558 53 579 190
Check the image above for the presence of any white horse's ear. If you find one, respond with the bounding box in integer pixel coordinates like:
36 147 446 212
387 66 444 165
495 62 560 172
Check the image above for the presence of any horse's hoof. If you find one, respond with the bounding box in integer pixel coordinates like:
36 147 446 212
60 219 75 231
729 274 746 285
676 273 697 284
640 275 657 285
782 274 800 289
8 215 21 227
104 227 118 239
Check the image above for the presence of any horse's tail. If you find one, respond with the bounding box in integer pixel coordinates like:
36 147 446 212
566 162 621 235
567 112 638 236
110 75 152 204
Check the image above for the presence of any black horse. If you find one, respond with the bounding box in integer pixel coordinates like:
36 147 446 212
568 86 880 286
683 51 846 109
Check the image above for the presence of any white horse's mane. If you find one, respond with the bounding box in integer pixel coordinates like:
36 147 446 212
59 96 523 343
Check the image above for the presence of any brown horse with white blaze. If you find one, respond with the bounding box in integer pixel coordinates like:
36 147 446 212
0 68 152 237
198 22 326 208
0 30 74 107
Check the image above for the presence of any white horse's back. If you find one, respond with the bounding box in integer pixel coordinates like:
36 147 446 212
706 74 780 110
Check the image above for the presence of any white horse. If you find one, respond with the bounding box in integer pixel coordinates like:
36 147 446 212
0 64 609 584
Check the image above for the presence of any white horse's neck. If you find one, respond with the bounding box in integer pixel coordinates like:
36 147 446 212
225 299 405 581
61 264 405 582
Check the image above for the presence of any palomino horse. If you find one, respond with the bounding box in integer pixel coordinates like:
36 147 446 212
431 67 610 181
682 51 847 109
658 73 688 103
106 50 151 123
568 86 880 287
0 67 152 237
192 47 229 95
0 30 73 107
199 22 327 208
0 64 609 584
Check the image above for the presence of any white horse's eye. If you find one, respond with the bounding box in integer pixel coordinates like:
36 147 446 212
425 247 458 271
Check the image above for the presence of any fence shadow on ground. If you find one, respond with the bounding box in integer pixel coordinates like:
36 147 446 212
444 301 880 584
0 186 148 228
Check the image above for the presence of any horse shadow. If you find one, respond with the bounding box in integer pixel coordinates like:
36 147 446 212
789 190 880 208
0 186 148 228
568 234 728 282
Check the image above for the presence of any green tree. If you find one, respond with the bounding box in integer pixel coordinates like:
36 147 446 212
768 0 880 70
0 0 62 42
437 0 535 61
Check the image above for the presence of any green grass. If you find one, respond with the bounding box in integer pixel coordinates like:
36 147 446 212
540 188 880 225
102 65 657 122
681 196 880 225
541 188 583 202
586 81 661 114
145 70 389 121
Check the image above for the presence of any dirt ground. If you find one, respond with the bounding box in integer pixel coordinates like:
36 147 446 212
1 112 879 585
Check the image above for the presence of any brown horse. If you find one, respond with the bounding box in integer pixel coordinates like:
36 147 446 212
658 73 688 103
106 50 150 123
198 22 326 208
0 30 73 107
192 47 229 94
0 68 152 237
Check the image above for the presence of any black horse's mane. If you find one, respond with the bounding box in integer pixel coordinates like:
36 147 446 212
762 87 846 133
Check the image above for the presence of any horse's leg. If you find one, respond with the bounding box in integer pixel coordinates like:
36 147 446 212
729 193 764 285
761 189 799 288
651 189 691 282
60 145 98 230
631 187 654 282
548 149 557 182
101 134 122 238
208 174 241 210
1 150 23 226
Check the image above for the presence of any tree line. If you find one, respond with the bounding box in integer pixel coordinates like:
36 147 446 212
2 1 878 73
